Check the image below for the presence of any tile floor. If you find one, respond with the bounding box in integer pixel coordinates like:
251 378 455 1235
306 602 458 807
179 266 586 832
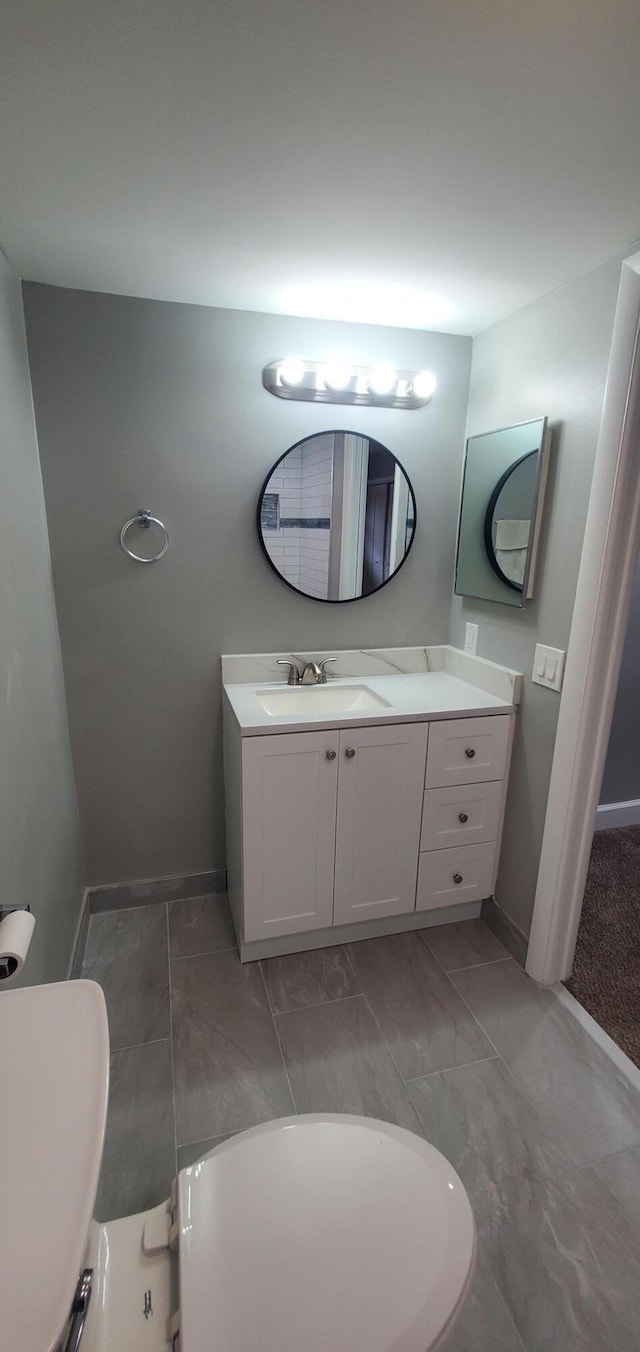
81 896 640 1352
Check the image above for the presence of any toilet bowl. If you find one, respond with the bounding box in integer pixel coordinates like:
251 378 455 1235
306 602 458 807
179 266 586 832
1 979 475 1352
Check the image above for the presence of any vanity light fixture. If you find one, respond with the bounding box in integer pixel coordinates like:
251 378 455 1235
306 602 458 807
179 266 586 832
263 358 437 409
278 357 306 386
412 370 438 400
323 361 353 391
367 364 397 396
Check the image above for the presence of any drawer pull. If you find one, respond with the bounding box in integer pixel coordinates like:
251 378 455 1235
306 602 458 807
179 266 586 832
326 749 336 761
458 812 469 823
464 747 476 759
453 873 464 884
345 747 356 759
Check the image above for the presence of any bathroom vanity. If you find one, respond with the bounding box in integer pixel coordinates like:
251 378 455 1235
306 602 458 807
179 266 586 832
223 647 521 961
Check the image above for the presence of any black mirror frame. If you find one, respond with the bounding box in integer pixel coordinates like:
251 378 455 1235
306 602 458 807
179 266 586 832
256 429 418 605
483 449 537 593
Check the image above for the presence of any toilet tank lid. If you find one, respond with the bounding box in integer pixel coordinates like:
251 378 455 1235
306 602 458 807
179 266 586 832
0 979 109 1352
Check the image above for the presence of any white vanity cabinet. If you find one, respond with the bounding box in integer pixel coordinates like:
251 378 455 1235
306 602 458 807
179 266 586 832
222 646 521 961
241 722 428 942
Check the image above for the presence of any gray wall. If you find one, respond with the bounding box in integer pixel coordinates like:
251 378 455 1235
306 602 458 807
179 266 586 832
23 284 471 885
0 254 84 984
600 554 640 805
450 253 623 936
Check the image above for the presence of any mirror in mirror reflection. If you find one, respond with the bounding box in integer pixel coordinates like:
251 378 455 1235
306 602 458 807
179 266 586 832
455 418 548 608
258 431 416 602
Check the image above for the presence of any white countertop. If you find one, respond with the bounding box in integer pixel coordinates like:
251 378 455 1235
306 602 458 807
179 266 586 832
224 671 515 736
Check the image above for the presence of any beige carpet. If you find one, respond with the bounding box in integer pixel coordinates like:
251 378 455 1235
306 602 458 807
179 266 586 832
565 825 640 1069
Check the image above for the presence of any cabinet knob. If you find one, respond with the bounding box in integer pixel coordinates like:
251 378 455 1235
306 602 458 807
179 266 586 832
453 873 463 884
464 747 476 759
345 747 356 759
326 749 336 761
458 812 469 824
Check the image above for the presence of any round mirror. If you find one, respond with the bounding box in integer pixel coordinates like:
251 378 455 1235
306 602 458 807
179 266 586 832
484 450 537 591
257 431 416 602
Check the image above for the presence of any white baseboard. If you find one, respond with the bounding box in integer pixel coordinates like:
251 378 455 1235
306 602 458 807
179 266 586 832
594 797 640 829
553 984 640 1093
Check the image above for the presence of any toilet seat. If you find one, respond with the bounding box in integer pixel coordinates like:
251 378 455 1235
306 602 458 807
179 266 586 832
177 1113 475 1352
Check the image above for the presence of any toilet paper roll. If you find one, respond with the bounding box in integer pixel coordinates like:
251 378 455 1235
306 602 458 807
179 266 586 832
0 909 36 982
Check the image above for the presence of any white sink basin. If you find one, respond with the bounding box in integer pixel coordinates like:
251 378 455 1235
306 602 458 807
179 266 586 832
255 684 392 716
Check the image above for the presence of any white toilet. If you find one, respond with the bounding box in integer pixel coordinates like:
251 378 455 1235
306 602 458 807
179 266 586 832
1 979 475 1352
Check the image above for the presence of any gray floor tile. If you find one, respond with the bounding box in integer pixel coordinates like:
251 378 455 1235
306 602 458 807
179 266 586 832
82 904 169 1050
422 918 510 972
171 949 293 1145
451 959 640 1165
587 1145 640 1260
177 1133 235 1170
168 893 235 958
408 1057 640 1352
347 931 494 1079
70 898 90 979
261 944 361 1014
95 1039 175 1222
444 1248 525 1352
275 994 424 1133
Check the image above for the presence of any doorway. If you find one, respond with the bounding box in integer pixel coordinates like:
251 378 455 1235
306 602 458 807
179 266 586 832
362 444 395 592
563 551 640 1066
526 252 640 1000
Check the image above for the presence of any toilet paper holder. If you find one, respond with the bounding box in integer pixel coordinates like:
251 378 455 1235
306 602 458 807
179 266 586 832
0 905 33 982
0 904 31 920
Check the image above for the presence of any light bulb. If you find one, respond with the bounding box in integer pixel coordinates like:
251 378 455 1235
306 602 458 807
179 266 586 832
368 365 397 397
278 357 305 386
412 370 437 400
323 362 353 391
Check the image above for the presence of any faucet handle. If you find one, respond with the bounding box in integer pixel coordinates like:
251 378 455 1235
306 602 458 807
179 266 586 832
276 659 301 686
318 658 338 683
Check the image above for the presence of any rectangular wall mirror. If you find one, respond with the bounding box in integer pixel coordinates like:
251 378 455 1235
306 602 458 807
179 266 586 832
454 417 550 608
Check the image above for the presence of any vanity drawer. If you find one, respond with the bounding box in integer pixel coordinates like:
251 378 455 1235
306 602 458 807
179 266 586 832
416 842 497 911
425 715 511 788
420 780 502 851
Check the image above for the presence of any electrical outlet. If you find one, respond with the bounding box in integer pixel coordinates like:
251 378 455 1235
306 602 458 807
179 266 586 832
464 622 478 655
532 643 565 691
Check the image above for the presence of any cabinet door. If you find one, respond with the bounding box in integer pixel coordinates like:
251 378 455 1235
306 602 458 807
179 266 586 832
242 731 339 942
333 723 428 925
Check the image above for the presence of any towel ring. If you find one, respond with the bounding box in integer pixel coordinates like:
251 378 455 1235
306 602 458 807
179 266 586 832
120 509 169 563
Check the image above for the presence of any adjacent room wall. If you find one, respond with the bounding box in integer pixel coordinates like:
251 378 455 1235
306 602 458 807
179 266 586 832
449 253 624 937
0 252 84 984
599 553 640 809
23 284 471 885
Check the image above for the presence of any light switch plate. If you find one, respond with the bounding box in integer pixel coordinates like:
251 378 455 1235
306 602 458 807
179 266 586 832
464 622 479 655
532 643 565 691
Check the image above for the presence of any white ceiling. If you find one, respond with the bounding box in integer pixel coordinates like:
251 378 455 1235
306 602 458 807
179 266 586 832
2 0 639 335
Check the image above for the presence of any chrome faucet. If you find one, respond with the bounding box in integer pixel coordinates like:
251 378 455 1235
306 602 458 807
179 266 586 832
301 658 337 685
276 659 301 685
301 661 322 685
276 656 338 685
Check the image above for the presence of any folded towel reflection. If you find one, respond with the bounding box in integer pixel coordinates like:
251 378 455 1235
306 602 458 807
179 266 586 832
494 518 530 550
494 518 530 586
